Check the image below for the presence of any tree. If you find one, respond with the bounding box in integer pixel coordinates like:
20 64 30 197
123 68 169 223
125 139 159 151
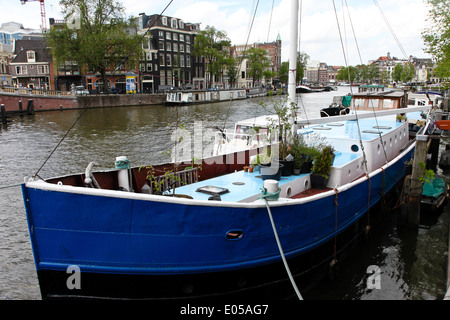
422 0 450 81
401 62 416 83
278 61 289 85
297 52 309 83
337 66 358 83
245 47 270 87
193 26 231 88
392 64 403 83
47 0 142 93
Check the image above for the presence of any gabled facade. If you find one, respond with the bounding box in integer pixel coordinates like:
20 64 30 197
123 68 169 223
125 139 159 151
10 36 53 89
0 43 13 86
137 13 205 93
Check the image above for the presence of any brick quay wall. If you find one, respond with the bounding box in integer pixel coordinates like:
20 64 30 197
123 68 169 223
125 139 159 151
0 92 166 113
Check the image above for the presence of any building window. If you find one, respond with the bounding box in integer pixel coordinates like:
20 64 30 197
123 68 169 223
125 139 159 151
186 35 190 44
166 42 171 51
15 66 27 75
159 31 164 39
160 70 165 85
38 65 49 74
179 20 184 29
162 17 167 26
186 56 191 67
147 63 152 72
186 45 191 53
159 41 164 50
173 33 178 41
173 43 178 52
180 34 184 42
159 53 165 66
180 44 184 52
171 19 178 29
26 51 35 63
166 32 171 40
180 55 185 67
166 54 172 66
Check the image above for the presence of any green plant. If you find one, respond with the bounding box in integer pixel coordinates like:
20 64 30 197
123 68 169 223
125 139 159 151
259 91 299 160
312 145 335 179
291 133 325 169
418 161 435 184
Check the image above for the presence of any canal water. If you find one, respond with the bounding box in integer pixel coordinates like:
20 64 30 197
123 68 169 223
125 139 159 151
0 87 448 300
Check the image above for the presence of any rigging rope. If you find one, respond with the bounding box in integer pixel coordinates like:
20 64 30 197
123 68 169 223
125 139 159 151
332 0 368 173
342 0 389 165
32 0 175 179
373 0 408 60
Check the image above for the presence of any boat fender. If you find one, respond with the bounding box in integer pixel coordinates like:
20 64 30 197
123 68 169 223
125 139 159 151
115 156 131 192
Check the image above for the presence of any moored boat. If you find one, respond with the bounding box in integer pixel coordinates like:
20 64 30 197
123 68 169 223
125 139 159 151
21 0 435 300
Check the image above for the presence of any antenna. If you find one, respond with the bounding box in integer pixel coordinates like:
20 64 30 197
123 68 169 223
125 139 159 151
20 0 47 31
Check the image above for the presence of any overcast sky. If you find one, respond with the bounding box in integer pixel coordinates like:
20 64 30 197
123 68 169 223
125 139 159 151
2 0 432 66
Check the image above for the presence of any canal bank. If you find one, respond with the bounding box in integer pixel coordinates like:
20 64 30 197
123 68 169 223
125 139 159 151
0 89 166 113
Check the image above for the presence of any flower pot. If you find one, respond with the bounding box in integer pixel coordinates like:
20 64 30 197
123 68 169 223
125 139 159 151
293 168 301 175
260 163 284 181
300 160 313 173
280 160 293 176
310 174 329 189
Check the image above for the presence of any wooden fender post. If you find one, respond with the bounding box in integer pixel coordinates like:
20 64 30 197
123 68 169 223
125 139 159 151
407 134 428 227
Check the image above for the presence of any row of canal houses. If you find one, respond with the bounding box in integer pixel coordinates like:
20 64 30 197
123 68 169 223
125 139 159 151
0 16 282 94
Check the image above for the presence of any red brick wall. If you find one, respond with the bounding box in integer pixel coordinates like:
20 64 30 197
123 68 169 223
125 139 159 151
0 94 78 112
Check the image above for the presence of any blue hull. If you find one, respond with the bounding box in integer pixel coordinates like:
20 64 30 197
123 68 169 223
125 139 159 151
22 143 414 299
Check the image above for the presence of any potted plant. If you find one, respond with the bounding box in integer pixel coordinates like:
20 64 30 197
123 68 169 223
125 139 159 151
291 133 324 175
311 145 335 189
260 91 299 176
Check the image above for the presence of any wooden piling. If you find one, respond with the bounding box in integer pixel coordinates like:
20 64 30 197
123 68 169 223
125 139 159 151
26 99 34 115
1 104 6 124
406 134 428 227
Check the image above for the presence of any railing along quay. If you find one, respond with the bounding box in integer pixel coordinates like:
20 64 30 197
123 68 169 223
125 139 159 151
0 86 73 97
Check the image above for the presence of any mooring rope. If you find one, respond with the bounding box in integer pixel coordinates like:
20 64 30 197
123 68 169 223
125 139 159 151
260 190 303 300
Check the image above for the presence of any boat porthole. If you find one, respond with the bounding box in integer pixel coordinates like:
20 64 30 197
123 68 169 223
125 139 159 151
286 187 292 197
395 134 398 143
377 144 381 154
348 169 351 176
304 180 309 189
390 138 393 147
351 144 359 152
226 230 244 240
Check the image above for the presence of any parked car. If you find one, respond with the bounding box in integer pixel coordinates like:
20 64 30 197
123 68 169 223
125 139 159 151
75 86 89 95
110 87 122 94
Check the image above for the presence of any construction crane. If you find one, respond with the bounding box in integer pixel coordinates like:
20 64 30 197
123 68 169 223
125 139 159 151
20 0 47 31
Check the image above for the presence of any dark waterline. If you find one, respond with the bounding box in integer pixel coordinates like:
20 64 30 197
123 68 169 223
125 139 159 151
0 87 448 300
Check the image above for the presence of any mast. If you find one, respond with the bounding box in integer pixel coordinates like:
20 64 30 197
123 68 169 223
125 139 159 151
288 0 299 132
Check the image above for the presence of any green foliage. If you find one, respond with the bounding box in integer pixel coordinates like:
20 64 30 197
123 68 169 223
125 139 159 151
46 0 143 93
259 92 299 160
291 133 324 169
418 162 435 184
312 145 335 179
193 25 232 88
245 47 271 86
422 0 450 82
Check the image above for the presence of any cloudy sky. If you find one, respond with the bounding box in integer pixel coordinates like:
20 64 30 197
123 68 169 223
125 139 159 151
2 0 432 66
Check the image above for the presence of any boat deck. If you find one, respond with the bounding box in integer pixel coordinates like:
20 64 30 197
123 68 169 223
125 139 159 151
175 169 311 202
